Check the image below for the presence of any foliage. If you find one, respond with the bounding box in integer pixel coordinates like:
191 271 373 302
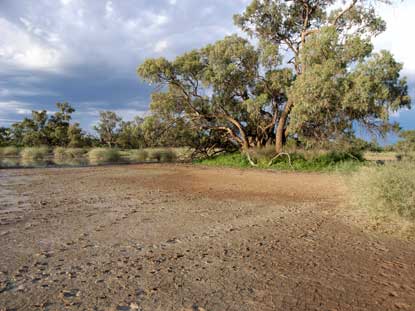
54 147 86 161
149 149 177 163
396 130 415 154
0 146 19 156
21 146 49 163
0 127 12 146
88 148 121 164
7 102 89 148
350 163 415 220
68 123 85 147
197 153 251 168
138 0 410 157
94 111 122 147
198 150 363 172
129 149 149 162
116 117 145 149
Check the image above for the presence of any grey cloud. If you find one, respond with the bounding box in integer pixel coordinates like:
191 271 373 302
0 0 413 133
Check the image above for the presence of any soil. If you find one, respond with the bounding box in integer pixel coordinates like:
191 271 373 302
0 164 414 311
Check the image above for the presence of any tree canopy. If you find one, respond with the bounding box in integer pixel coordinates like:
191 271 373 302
138 0 410 156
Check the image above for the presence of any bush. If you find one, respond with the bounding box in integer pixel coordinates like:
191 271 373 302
197 152 251 168
88 148 120 164
53 147 67 161
349 162 415 220
54 147 87 164
0 146 19 156
21 146 49 163
197 150 363 172
149 149 177 163
129 149 148 162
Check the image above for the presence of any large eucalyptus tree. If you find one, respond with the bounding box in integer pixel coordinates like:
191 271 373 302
138 0 410 156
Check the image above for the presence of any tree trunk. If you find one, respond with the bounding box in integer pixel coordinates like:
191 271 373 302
275 101 293 154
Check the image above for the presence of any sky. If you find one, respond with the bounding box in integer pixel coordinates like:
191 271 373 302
0 0 414 134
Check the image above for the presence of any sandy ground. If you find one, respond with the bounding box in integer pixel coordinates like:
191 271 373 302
0 164 414 311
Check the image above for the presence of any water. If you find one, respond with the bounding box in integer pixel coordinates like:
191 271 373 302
0 156 90 169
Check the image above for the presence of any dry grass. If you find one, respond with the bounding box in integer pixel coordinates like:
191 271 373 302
129 149 149 162
21 146 49 164
364 151 398 161
0 146 20 157
349 162 415 220
88 148 121 164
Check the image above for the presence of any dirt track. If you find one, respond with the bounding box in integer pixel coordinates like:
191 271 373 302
0 164 414 311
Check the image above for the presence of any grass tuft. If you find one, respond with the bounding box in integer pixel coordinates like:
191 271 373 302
149 149 177 163
129 149 149 162
349 162 415 220
0 146 20 157
88 148 121 164
21 146 49 164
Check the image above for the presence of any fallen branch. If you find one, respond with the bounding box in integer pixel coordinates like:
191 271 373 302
245 151 258 167
268 152 293 169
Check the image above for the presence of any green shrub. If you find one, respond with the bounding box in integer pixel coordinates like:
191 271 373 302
0 146 19 156
88 148 120 164
21 146 49 163
197 152 251 168
129 149 148 162
197 150 362 172
349 162 415 220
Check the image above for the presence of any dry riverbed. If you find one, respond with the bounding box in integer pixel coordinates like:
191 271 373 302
0 164 414 311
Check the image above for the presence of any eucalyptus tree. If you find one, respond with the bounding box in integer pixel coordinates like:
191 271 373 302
0 127 12 146
94 111 122 147
116 116 145 149
235 0 410 152
138 35 288 155
138 0 410 157
46 102 76 146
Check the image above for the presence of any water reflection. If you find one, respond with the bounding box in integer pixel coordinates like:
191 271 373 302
0 156 89 168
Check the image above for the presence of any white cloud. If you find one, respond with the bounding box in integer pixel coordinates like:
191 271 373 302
105 1 114 18
154 40 168 53
0 18 63 71
61 0 73 6
373 1 415 75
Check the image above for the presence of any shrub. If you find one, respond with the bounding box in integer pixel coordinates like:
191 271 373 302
0 158 19 168
0 146 19 156
21 146 49 163
88 148 120 164
53 147 67 161
54 147 87 164
197 152 250 168
197 150 362 172
149 149 177 163
129 149 148 162
65 148 87 159
349 162 415 220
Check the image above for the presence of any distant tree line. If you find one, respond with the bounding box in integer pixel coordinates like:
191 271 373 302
1 101 414 156
0 102 228 155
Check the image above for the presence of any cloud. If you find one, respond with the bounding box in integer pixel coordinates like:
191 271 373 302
373 1 415 76
0 0 413 132
0 18 64 71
